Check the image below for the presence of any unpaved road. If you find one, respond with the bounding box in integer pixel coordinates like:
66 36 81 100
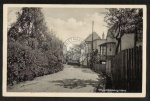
8 64 105 92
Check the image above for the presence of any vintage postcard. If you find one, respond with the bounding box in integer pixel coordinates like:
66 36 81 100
3 4 147 97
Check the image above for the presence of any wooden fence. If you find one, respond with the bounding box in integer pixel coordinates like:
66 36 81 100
93 64 106 73
111 46 142 92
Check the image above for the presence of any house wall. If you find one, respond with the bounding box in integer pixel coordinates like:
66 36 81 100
106 60 111 76
106 43 116 56
106 36 116 43
105 43 115 77
93 39 106 54
86 39 106 54
86 42 92 54
93 40 97 50
105 34 135 77
121 34 135 50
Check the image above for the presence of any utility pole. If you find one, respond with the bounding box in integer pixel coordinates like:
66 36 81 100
92 21 94 51
91 21 94 69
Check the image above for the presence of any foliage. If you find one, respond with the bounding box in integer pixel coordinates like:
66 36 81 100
104 8 143 54
7 8 64 85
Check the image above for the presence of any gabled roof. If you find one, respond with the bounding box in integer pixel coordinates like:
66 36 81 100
106 24 117 43
106 23 118 38
85 32 101 42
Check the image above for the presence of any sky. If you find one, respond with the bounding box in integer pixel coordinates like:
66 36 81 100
8 7 108 42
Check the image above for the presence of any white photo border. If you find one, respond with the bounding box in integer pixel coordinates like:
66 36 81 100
3 4 147 97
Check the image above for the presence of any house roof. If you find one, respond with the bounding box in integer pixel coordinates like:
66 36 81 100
85 32 101 42
106 23 118 38
99 42 116 46
97 39 107 46
106 36 117 43
106 24 117 43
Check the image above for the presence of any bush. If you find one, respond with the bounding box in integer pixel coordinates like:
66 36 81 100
7 8 64 86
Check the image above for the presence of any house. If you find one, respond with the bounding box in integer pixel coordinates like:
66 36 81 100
120 32 142 51
84 32 101 54
80 32 107 67
107 23 142 54
104 23 143 91
99 33 116 75
101 23 143 76
99 28 135 76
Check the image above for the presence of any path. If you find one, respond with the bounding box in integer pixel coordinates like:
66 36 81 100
8 64 105 92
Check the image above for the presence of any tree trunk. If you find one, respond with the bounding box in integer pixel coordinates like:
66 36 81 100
115 38 121 54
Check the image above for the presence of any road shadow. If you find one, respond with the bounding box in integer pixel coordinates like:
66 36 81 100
102 73 113 89
95 73 114 92
81 69 97 74
50 78 99 89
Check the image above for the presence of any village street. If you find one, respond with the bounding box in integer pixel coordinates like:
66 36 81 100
7 64 106 92
5 7 143 95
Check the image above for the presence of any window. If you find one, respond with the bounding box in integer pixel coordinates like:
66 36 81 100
101 46 106 55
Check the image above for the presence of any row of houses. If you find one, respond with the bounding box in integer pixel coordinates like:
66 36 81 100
64 22 142 92
80 25 142 77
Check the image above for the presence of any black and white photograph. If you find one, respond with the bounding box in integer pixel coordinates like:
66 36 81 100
3 4 146 97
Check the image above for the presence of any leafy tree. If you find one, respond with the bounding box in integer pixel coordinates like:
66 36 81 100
104 8 143 54
7 7 64 85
